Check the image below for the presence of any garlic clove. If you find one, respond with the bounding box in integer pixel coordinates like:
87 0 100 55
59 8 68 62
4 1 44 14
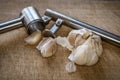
55 36 73 51
86 52 98 66
24 30 42 45
67 28 91 48
82 29 91 39
96 43 103 57
85 38 98 65
36 37 57 57
65 62 77 73
92 35 103 56
36 38 48 50
85 36 102 65
68 45 88 65
68 35 103 66
67 33 77 46
92 35 102 43
74 35 86 48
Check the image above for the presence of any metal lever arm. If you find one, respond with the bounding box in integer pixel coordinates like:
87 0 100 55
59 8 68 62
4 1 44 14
0 17 23 33
45 9 120 47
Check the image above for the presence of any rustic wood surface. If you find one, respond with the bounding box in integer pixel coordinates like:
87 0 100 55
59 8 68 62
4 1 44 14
0 0 120 80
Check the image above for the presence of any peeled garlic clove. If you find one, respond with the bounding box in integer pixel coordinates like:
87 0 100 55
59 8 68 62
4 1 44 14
36 37 57 57
65 62 77 73
67 28 91 48
55 36 73 51
24 30 42 45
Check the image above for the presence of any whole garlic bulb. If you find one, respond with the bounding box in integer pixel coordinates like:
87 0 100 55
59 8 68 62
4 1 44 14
68 35 103 66
24 30 42 45
67 28 92 48
36 37 57 57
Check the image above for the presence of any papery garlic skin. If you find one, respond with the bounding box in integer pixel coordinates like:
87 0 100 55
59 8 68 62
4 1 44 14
68 45 89 65
24 30 42 45
68 35 103 66
55 36 73 51
67 28 91 48
65 62 77 73
36 37 57 57
92 35 103 56
86 52 98 66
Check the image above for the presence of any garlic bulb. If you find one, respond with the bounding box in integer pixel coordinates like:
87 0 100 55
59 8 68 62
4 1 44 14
65 62 77 73
36 37 57 57
68 35 103 66
67 28 92 48
24 30 42 45
55 36 73 51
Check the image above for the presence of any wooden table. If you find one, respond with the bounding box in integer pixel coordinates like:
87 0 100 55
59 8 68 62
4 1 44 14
0 0 120 80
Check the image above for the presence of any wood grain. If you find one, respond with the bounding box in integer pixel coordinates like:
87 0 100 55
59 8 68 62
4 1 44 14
0 0 120 80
